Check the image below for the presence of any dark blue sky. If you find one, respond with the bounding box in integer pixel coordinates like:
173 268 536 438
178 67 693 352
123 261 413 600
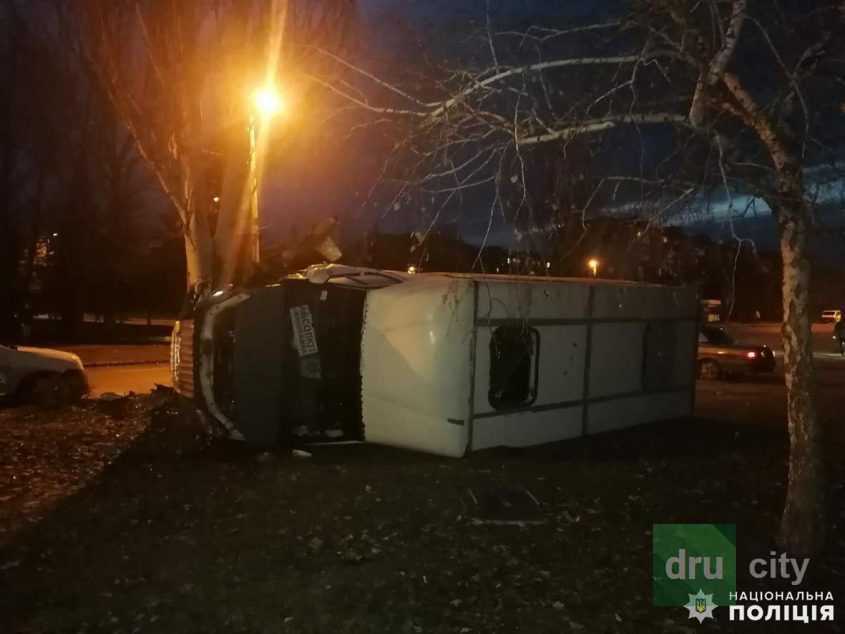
259 0 844 262
263 0 621 249
364 0 610 20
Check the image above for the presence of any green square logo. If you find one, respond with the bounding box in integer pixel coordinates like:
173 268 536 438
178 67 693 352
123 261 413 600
652 524 736 607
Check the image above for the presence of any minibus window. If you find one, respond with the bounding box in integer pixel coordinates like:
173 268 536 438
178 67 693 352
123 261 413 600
489 326 539 410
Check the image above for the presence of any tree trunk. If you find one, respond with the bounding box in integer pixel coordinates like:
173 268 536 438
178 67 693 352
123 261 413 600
21 173 46 304
179 164 215 293
775 178 826 554
183 197 215 293
214 130 252 287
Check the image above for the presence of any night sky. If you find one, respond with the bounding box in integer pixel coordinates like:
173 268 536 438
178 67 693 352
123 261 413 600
258 0 844 262
261 0 624 250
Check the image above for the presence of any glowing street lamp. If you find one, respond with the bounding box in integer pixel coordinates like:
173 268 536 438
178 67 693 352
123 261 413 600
587 258 600 278
253 86 284 120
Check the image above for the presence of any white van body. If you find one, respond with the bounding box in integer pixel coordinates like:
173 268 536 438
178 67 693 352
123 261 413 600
173 266 699 457
361 274 699 457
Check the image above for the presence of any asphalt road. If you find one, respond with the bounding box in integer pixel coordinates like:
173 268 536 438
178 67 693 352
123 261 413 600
722 321 839 356
85 363 171 397
695 321 845 443
59 344 170 367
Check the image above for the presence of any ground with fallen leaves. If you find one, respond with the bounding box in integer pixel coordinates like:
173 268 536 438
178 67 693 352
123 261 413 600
1 374 843 633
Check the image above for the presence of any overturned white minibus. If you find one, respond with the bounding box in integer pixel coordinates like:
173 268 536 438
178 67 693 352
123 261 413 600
171 264 699 457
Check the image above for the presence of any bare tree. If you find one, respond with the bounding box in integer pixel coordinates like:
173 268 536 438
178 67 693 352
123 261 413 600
336 0 844 553
0 0 91 337
80 0 356 292
0 0 34 338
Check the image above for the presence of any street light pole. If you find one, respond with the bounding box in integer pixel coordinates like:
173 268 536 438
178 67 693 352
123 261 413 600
247 86 284 269
248 113 260 266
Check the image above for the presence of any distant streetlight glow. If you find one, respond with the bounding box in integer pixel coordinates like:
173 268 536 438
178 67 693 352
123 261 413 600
588 258 600 278
253 86 284 120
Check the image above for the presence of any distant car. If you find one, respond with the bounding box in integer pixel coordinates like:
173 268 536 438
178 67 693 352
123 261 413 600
0 344 88 405
697 325 776 380
821 309 842 323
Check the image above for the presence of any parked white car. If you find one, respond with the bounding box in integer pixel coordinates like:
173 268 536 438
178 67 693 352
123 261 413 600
0 344 88 405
